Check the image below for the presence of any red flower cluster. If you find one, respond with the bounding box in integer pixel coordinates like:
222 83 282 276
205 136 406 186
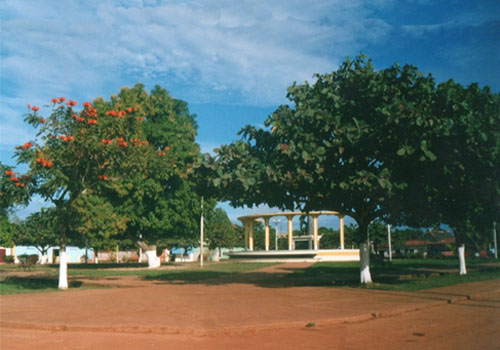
97 175 108 181
115 137 127 147
84 107 98 118
164 146 170 151
39 118 46 123
129 138 148 147
16 142 33 150
136 117 145 122
59 135 74 142
9 174 26 187
66 100 77 107
36 158 53 167
50 97 66 104
105 110 126 118
5 170 14 176
158 151 166 156
101 139 112 145
73 114 85 123
127 107 137 113
87 119 97 125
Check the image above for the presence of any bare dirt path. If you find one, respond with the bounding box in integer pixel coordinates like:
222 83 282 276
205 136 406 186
1 262 499 349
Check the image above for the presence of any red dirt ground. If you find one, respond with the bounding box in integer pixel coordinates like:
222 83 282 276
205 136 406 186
1 263 499 349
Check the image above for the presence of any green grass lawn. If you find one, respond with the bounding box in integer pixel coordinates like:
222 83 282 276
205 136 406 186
0 262 275 294
1 258 498 294
287 258 500 291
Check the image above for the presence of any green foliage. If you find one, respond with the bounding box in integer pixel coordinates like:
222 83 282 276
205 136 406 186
72 194 127 251
205 207 237 250
423 82 500 246
4 84 205 257
14 208 60 253
318 224 358 249
200 55 442 243
199 55 499 253
107 85 205 248
0 215 15 247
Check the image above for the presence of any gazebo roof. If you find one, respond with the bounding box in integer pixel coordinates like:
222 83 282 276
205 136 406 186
237 211 341 222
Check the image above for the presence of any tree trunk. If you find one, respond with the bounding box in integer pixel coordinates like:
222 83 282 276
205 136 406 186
360 242 373 284
137 242 160 268
458 244 467 275
357 219 373 284
58 245 69 290
144 249 161 268
212 249 220 262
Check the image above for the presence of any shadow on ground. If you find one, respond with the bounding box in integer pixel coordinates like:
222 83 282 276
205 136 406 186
141 263 500 291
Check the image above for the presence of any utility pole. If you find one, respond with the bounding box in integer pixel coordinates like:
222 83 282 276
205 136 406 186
494 221 498 259
200 197 204 267
387 224 392 262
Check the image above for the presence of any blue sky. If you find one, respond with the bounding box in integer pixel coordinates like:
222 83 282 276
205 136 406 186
1 0 499 227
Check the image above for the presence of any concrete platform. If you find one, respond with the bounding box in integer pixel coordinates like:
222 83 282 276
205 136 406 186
227 249 360 262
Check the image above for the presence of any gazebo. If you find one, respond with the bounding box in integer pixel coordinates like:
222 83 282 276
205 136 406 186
227 211 360 262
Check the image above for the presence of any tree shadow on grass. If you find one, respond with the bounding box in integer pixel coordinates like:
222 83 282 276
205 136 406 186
0 276 83 294
141 264 500 291
141 267 362 288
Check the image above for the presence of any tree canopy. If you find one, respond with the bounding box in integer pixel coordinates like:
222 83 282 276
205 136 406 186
1 84 208 285
198 55 500 282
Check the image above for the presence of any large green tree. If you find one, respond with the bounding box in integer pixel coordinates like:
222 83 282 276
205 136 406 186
2 90 159 288
14 208 60 264
422 81 500 273
205 207 237 260
199 55 442 283
99 85 207 267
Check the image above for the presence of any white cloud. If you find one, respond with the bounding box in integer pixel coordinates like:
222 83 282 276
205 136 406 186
1 0 393 107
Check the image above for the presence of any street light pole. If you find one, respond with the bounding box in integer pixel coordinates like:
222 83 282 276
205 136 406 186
494 221 498 259
387 224 392 262
200 197 204 267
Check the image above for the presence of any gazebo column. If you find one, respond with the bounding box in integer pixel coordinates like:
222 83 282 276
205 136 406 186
264 217 270 251
339 215 345 250
248 220 254 251
311 214 319 250
286 215 294 251
244 221 249 250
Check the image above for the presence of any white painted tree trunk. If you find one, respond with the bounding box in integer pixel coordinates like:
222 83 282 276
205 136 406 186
39 253 47 265
360 242 373 284
458 244 467 275
211 249 220 262
137 242 161 268
58 248 69 290
144 249 161 268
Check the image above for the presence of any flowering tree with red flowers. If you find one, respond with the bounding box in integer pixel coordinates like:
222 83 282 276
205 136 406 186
1 162 31 247
3 84 208 286
4 91 159 288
